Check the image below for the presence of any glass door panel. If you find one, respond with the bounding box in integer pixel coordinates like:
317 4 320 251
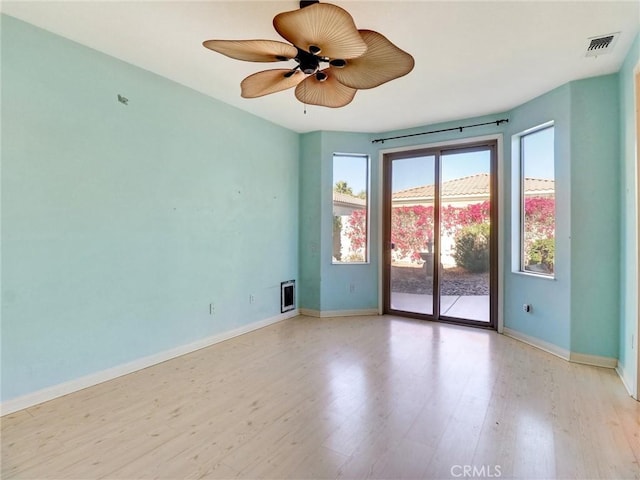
389 155 435 315
439 150 491 323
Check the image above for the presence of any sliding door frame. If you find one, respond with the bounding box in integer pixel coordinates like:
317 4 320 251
382 147 442 319
378 134 504 332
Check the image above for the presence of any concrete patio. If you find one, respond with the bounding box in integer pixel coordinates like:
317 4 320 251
390 292 490 322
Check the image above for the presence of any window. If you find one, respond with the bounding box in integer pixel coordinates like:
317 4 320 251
516 124 555 276
332 154 369 263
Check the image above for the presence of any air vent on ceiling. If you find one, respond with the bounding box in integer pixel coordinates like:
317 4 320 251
585 32 620 57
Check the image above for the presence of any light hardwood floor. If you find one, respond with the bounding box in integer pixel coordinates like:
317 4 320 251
2 315 639 479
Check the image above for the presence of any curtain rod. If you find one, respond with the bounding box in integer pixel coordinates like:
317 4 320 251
371 118 509 144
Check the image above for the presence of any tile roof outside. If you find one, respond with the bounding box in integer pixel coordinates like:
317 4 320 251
333 191 366 207
392 173 554 200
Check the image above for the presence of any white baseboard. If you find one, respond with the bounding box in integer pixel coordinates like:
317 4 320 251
502 327 570 361
503 327 618 369
1 310 299 416
616 363 638 399
570 352 617 369
299 308 379 318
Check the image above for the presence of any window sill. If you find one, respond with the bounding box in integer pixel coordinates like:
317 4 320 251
512 270 556 280
332 261 370 266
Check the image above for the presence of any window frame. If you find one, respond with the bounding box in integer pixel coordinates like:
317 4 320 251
512 122 556 278
331 153 370 265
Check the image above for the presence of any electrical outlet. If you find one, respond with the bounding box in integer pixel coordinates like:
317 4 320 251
523 304 532 313
249 294 255 304
209 303 215 315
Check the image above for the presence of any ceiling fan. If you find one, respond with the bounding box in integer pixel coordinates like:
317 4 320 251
203 1 415 108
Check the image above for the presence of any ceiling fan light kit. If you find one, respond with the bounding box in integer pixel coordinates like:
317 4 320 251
203 1 414 108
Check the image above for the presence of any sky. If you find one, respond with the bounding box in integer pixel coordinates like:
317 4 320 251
333 154 369 195
334 127 555 194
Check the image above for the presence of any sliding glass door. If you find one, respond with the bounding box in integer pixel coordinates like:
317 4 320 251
383 141 497 328
387 154 436 316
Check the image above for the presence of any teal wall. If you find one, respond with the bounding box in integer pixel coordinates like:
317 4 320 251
299 132 322 311
1 15 299 402
504 84 572 351
319 132 377 312
570 75 620 358
298 131 377 312
619 33 639 392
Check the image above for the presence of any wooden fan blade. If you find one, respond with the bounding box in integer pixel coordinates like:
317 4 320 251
274 3 367 60
331 30 415 89
294 69 357 108
203 39 297 62
241 69 305 98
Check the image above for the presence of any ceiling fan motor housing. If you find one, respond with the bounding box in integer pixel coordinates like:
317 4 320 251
296 48 320 74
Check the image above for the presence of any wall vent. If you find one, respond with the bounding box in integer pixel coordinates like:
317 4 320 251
281 280 295 313
585 32 620 57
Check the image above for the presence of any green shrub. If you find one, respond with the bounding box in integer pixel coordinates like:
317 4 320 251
528 238 554 272
453 223 490 273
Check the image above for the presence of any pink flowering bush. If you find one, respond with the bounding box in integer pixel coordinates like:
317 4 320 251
523 196 555 271
390 205 435 261
346 209 368 256
344 196 555 268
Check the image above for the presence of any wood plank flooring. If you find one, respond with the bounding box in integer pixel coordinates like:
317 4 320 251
2 315 639 479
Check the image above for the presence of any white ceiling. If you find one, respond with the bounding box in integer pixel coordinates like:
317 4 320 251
2 1 638 134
